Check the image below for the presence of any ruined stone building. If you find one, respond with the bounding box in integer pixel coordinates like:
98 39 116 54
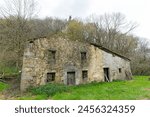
21 37 132 91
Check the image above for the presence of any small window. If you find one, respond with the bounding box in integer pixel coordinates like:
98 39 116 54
82 70 88 80
47 73 55 82
119 68 122 73
48 50 56 63
81 52 87 61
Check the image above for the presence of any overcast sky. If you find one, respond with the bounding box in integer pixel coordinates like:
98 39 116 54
1 0 150 40
37 0 150 40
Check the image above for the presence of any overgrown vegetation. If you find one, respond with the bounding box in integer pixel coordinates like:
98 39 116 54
0 82 8 91
0 64 18 76
30 83 69 97
0 76 150 99
14 76 150 100
0 63 19 79
52 76 150 100
0 1 149 75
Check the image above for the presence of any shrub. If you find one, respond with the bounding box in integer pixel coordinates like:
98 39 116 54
30 83 69 97
0 82 8 91
0 64 19 76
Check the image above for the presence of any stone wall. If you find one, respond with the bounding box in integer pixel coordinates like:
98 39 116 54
21 38 101 91
21 37 132 92
88 45 104 82
102 51 132 81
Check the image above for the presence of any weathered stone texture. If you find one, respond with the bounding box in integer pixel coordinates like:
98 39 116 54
21 37 132 92
88 46 104 82
102 51 132 81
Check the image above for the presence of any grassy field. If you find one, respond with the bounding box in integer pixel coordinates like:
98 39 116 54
0 76 150 99
17 76 150 100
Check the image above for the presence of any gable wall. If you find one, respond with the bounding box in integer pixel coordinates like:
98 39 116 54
102 51 132 81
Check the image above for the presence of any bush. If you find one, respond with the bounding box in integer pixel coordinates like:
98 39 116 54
0 82 8 91
0 63 19 76
30 83 69 97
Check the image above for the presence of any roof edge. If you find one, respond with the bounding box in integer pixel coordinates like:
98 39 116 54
90 42 131 61
27 37 130 61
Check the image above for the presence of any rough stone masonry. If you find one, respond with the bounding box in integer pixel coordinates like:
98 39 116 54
21 37 132 92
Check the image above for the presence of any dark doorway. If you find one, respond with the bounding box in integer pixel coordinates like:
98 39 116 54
82 70 88 81
67 72 75 85
103 68 110 82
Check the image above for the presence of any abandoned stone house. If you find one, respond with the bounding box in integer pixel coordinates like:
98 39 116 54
21 37 132 91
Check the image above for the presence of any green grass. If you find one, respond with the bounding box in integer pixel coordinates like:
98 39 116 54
18 83 69 100
0 82 8 91
18 94 48 100
51 76 150 100
19 76 150 100
0 64 19 76
30 83 69 97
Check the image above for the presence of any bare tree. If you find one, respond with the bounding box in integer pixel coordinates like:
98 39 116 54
0 0 38 19
131 38 150 75
0 0 38 68
29 17 67 38
85 13 138 55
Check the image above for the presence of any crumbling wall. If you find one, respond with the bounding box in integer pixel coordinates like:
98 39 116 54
88 45 104 82
21 38 92 91
21 37 132 92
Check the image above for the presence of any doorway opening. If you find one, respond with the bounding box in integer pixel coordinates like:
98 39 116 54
103 68 110 82
67 72 75 85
